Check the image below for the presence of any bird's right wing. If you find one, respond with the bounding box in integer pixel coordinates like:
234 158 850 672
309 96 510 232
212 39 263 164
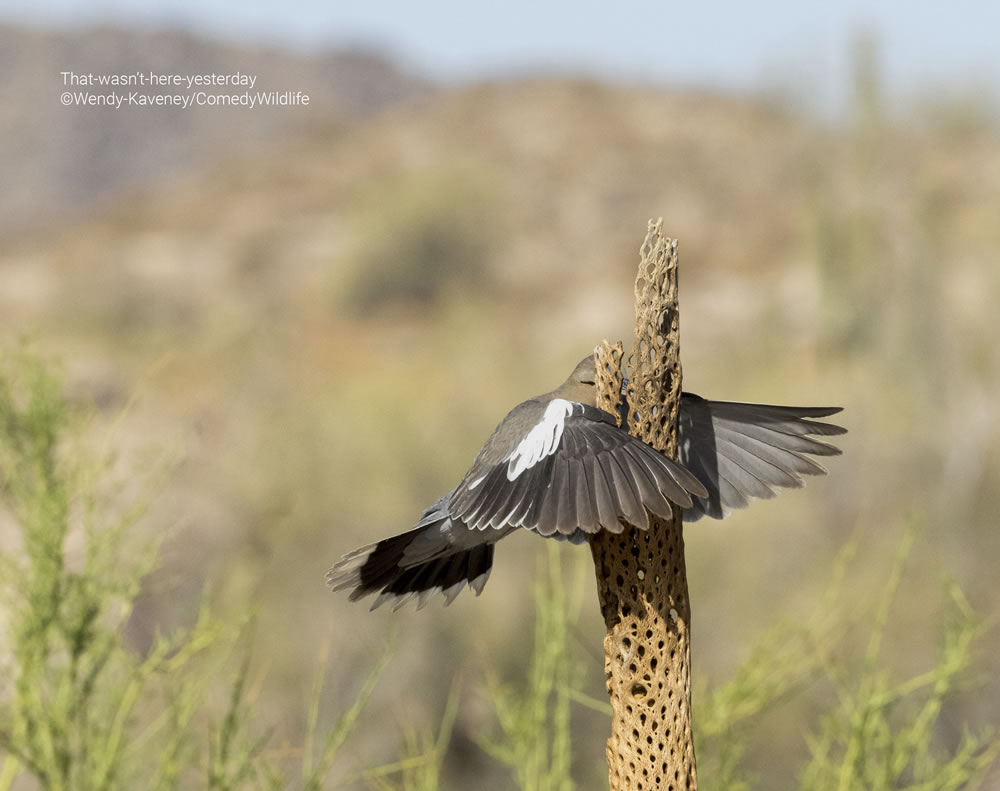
448 401 707 538
325 401 710 611
678 394 845 522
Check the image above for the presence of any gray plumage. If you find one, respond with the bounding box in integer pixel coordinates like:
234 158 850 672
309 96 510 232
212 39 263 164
327 355 845 610
678 394 845 521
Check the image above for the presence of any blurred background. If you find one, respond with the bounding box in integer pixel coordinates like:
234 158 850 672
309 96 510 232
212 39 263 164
1 2 998 788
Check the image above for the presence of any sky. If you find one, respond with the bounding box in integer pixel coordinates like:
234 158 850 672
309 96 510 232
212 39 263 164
6 0 999 115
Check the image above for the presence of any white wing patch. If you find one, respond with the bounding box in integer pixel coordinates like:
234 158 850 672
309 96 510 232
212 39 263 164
506 399 576 481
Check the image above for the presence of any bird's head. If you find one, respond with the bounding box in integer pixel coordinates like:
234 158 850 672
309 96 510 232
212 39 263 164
553 354 599 406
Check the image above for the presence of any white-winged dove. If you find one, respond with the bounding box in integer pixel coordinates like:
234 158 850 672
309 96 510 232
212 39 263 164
327 355 845 610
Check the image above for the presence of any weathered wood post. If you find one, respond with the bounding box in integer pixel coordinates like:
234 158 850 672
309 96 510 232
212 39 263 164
590 219 697 791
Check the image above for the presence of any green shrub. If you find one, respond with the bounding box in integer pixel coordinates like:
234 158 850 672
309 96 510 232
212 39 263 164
0 349 391 791
0 348 251 790
482 532 999 791
478 543 579 791
343 167 505 314
2 349 995 790
695 530 1000 791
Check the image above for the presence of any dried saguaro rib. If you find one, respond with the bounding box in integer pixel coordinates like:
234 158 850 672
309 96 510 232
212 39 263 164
590 220 697 791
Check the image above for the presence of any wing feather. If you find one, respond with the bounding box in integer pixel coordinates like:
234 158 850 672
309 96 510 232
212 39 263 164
680 394 845 522
535 457 568 537
619 445 675 520
603 451 649 531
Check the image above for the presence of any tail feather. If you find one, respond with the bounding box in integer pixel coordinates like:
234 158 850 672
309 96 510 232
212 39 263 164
326 525 495 611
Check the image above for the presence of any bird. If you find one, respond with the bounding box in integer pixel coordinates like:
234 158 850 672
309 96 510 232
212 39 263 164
327 354 845 611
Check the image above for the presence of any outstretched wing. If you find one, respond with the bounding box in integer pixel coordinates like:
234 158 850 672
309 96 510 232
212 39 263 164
678 394 845 522
325 399 709 611
448 399 707 538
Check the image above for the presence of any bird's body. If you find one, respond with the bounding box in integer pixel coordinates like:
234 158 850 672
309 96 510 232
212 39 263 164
327 355 845 610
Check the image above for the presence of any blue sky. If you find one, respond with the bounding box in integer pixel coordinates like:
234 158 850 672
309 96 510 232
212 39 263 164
7 0 999 114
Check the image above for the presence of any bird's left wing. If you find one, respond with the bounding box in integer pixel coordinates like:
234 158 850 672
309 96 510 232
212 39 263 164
678 394 846 522
448 399 707 538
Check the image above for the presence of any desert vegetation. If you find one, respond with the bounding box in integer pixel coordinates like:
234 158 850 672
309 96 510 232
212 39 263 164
1 30 998 790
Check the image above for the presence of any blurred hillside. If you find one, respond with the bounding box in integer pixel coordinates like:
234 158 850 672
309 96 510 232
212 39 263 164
0 24 430 235
1 26 998 789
